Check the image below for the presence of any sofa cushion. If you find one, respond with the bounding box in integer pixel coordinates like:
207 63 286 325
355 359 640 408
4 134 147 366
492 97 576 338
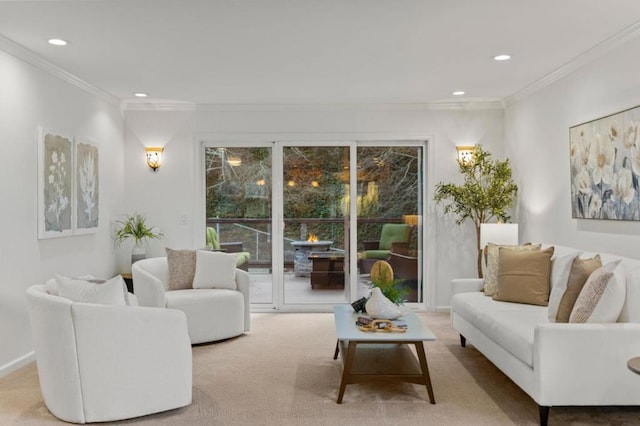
56 274 128 305
493 246 554 306
451 292 546 367
554 255 602 322
166 248 196 290
570 260 626 323
484 243 541 296
547 252 580 321
192 250 237 290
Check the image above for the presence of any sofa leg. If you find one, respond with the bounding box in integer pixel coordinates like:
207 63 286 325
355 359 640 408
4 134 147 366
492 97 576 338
538 405 549 426
460 334 466 347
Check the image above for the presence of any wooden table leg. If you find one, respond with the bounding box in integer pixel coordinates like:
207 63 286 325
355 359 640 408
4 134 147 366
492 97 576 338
333 339 340 359
415 341 435 404
337 341 357 404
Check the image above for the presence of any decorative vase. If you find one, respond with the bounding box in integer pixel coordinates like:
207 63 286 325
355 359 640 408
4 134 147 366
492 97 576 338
365 287 402 320
131 240 146 264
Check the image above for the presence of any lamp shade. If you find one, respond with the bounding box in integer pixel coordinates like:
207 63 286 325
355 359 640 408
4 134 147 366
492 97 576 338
480 223 518 248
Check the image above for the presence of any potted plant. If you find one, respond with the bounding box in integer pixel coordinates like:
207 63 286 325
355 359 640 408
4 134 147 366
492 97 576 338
114 212 164 264
434 145 518 278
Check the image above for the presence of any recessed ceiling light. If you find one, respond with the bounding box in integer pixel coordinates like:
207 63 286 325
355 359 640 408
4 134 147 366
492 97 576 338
452 91 465 96
494 54 511 61
133 92 149 98
48 38 68 46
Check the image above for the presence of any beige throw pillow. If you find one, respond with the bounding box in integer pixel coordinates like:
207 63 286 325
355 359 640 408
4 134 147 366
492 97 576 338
554 255 602 322
547 252 580 322
484 243 541 296
56 274 128 305
569 260 626 323
493 246 554 306
166 248 196 290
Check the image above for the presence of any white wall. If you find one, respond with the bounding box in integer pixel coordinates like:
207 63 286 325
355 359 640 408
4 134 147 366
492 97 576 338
123 104 505 309
505 36 640 259
0 48 124 374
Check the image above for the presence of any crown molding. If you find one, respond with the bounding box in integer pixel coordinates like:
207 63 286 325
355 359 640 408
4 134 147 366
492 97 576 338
121 101 197 112
506 20 640 106
0 34 119 106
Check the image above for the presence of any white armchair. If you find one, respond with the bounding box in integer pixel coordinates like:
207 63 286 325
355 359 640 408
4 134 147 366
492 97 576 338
132 256 250 344
26 284 192 424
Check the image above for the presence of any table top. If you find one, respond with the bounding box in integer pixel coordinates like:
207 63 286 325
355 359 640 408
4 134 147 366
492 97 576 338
333 304 436 342
628 357 640 375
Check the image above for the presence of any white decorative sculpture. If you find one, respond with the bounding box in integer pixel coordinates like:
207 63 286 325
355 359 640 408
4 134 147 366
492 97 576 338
365 287 402 320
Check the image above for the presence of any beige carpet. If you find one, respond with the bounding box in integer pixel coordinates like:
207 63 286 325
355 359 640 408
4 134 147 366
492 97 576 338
2 311 640 425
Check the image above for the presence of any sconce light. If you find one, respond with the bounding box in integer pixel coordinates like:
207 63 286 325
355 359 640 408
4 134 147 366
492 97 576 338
456 146 475 165
145 147 163 171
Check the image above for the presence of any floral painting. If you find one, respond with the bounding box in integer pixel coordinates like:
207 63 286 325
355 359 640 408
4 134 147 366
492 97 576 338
75 140 99 233
570 105 640 220
38 130 73 238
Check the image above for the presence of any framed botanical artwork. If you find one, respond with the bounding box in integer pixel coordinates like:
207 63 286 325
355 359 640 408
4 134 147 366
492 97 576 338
74 139 99 234
570 105 640 220
38 128 73 238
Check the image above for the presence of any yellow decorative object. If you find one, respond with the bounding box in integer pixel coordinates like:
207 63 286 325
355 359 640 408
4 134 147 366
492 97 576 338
370 260 394 287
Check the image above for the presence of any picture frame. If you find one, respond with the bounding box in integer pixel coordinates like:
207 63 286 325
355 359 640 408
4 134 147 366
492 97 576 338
37 127 73 238
569 105 640 220
74 139 99 234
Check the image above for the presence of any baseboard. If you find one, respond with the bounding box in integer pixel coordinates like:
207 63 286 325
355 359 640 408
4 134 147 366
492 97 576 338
435 305 451 313
0 351 35 378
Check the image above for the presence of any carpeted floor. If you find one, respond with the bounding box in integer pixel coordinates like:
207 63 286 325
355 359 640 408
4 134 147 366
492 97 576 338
2 311 640 425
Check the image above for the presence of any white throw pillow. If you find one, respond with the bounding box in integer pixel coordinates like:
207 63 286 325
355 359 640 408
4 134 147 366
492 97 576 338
547 252 580 322
192 250 237 290
569 260 626 323
56 274 128 306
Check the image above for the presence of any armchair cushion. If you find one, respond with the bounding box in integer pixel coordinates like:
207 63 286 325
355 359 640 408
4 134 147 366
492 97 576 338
166 248 197 290
378 223 412 251
193 250 237 290
56 274 128 306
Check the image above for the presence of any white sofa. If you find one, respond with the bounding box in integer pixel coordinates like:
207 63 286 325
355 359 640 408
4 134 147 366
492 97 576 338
26 284 192 424
451 244 640 426
132 256 250 344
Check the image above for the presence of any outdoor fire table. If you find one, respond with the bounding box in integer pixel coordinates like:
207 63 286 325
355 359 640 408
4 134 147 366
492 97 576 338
290 240 332 276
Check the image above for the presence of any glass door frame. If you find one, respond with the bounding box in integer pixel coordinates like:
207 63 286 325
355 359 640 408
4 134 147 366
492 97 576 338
199 137 435 313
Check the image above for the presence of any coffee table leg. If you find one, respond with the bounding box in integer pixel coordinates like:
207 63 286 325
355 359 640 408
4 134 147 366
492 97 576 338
337 341 357 404
415 342 435 404
333 339 340 359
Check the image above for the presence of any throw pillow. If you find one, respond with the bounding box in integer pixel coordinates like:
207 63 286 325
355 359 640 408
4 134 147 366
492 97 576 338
569 260 626 323
56 274 128 305
192 250 237 290
554 255 602 323
166 248 197 290
493 246 555 306
484 243 541 296
547 252 581 321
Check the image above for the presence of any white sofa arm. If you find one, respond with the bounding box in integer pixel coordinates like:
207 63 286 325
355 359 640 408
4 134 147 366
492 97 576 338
451 278 484 296
534 322 640 406
70 303 192 422
132 264 166 307
235 269 250 331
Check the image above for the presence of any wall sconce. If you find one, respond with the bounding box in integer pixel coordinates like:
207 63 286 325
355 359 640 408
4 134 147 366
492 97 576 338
145 147 163 171
456 146 475 165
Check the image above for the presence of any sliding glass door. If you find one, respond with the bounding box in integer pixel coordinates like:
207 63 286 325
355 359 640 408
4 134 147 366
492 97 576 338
204 140 426 310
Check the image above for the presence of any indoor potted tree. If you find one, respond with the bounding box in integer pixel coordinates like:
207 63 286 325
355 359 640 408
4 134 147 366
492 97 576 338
434 145 518 278
114 212 164 264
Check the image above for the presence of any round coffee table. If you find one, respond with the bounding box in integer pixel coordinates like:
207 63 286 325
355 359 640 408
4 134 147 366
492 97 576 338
627 357 640 375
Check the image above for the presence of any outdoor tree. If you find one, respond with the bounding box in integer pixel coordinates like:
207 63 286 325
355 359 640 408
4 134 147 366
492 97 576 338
434 145 518 278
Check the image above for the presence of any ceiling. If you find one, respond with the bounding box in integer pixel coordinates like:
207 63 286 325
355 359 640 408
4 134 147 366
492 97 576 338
1 0 640 106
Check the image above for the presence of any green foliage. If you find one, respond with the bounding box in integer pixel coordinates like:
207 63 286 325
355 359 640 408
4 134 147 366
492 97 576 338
114 213 163 246
433 145 518 277
369 265 407 305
